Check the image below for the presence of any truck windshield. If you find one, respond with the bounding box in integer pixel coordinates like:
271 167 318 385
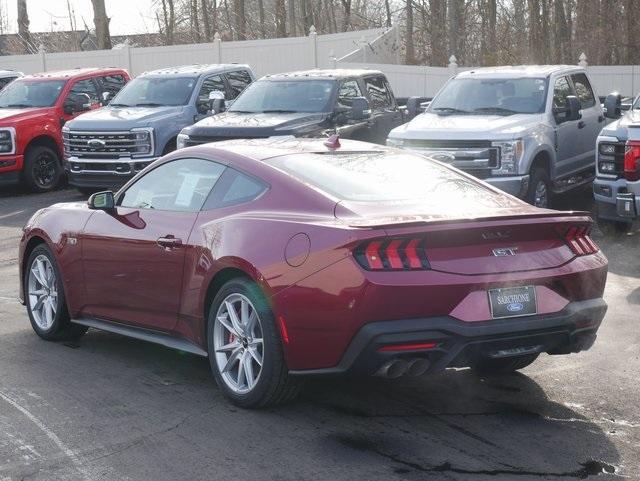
110 77 196 107
0 79 66 108
229 79 335 113
429 77 548 115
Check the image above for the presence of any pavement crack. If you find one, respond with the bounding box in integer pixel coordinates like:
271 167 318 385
332 434 617 479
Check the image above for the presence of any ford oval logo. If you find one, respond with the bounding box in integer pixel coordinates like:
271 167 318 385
506 302 524 312
430 152 456 163
87 139 106 148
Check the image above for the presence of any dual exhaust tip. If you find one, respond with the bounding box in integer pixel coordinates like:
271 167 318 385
374 358 431 378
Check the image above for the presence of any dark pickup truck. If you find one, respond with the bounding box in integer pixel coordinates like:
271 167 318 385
177 69 414 147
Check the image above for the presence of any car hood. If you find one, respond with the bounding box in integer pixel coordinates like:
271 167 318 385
391 112 545 140
599 109 640 140
0 107 51 124
66 105 184 130
184 111 327 137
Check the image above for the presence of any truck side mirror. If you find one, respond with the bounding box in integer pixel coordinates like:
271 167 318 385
564 95 582 122
64 93 91 115
603 92 622 119
406 96 429 118
350 97 370 121
101 91 113 106
208 90 226 114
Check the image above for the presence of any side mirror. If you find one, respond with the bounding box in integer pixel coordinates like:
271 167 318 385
604 92 622 119
406 96 429 118
88 191 115 210
350 96 371 121
565 95 582 122
208 90 226 114
101 91 113 106
64 93 91 115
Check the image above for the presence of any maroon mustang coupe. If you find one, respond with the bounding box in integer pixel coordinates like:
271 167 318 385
19 137 608 407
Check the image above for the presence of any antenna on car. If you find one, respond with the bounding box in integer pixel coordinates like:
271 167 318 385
324 134 341 150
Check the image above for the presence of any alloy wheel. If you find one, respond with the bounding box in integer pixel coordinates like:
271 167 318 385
32 151 57 188
213 293 264 394
27 254 58 330
534 180 548 208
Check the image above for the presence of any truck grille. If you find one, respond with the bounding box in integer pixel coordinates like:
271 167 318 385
63 131 152 159
404 139 499 171
597 141 625 178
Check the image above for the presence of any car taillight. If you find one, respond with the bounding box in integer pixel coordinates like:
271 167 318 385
354 237 430 271
624 140 640 181
564 225 599 256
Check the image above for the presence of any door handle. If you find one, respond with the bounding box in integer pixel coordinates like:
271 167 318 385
578 120 585 129
157 236 183 248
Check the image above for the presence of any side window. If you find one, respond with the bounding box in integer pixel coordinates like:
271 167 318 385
363 76 393 109
99 75 127 96
68 79 100 104
337 80 363 108
120 158 225 212
552 76 573 110
196 75 225 113
203 168 267 210
571 73 595 108
226 70 253 99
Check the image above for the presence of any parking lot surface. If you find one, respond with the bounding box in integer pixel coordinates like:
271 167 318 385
0 185 638 481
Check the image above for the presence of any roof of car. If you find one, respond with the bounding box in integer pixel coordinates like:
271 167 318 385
22 67 126 81
456 65 584 78
0 70 21 78
263 69 384 81
194 136 386 162
141 64 251 77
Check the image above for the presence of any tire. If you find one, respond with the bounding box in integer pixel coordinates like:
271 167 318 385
24 244 88 341
23 145 62 193
526 167 552 208
472 353 539 375
207 278 300 408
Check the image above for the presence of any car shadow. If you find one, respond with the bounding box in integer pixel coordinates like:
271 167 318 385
21 327 622 480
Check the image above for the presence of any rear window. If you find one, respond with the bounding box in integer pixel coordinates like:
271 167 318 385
265 151 491 202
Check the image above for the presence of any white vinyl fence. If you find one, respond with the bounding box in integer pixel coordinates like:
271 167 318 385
0 29 636 100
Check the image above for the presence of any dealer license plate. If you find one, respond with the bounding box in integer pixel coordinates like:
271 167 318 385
488 286 537 319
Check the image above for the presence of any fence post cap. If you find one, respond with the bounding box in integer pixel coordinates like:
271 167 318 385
448 55 458 67
214 32 221 41
309 25 317 36
578 52 588 67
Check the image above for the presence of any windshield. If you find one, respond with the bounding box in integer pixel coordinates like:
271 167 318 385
111 76 196 107
266 151 491 203
429 77 548 115
0 79 66 108
229 79 335 113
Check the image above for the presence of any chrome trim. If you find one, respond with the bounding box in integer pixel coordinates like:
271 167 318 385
0 127 16 155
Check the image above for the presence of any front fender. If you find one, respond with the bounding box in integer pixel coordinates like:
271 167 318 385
521 125 556 176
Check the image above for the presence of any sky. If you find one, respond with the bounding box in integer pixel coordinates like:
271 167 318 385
1 0 157 35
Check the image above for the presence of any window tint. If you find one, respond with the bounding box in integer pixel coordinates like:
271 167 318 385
111 77 196 107
196 75 225 112
226 70 253 99
120 158 225 212
69 79 99 104
363 76 393 109
203 168 267 210
99 75 127 96
571 73 595 108
552 76 573 109
0 79 65 107
337 80 362 108
229 79 334 113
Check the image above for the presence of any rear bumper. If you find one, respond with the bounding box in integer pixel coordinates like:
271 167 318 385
594 177 640 221
289 298 607 376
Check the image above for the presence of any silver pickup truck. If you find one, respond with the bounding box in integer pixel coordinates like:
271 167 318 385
387 65 614 208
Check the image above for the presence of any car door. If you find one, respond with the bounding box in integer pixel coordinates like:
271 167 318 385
362 75 403 142
61 78 102 123
570 72 603 173
551 75 581 178
80 157 226 331
194 74 226 122
335 78 371 141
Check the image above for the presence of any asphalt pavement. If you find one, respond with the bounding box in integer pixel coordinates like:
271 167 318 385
0 184 638 481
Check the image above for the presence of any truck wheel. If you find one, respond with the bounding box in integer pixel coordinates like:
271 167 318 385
23 145 62 193
526 168 552 208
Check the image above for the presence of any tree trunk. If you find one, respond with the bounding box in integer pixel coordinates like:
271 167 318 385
257 0 265 38
384 0 392 27
201 0 211 41
275 0 287 37
341 0 351 30
233 0 246 40
90 0 112 49
405 0 415 64
447 0 463 63
429 0 447 66
289 0 297 36
17 0 31 53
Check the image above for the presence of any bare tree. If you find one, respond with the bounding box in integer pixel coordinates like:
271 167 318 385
405 0 415 64
275 0 286 37
17 0 32 53
90 0 112 49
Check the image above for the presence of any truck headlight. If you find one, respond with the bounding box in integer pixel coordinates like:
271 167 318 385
131 128 153 157
0 127 15 155
177 133 190 149
386 137 404 147
492 139 524 175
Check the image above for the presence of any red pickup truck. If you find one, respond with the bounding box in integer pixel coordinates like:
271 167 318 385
0 67 130 192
